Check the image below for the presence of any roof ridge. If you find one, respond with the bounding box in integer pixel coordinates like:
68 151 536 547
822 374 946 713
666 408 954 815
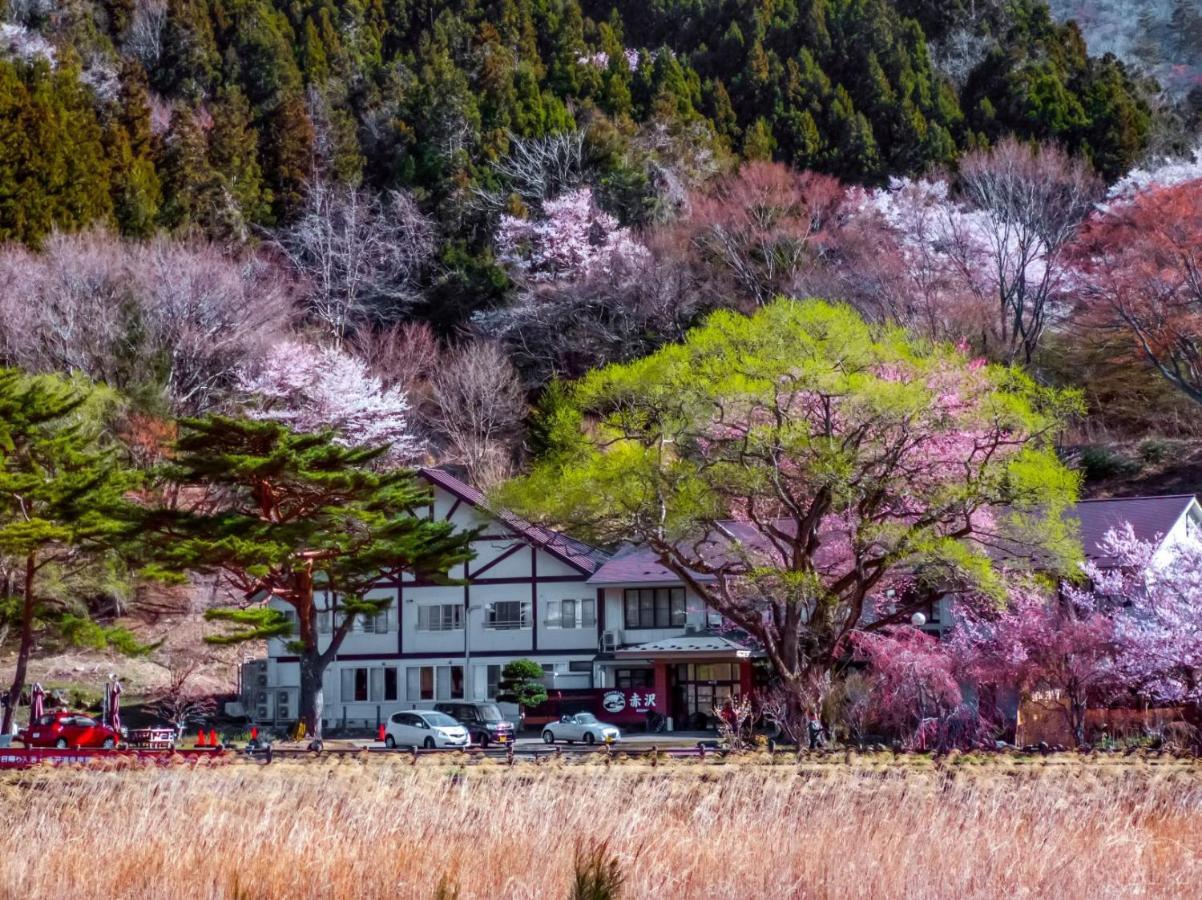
1075 494 1198 503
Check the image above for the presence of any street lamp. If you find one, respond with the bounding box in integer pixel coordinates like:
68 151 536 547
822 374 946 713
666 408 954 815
910 611 927 628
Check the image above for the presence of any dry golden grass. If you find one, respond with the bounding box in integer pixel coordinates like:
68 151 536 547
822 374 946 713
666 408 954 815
3 752 1202 898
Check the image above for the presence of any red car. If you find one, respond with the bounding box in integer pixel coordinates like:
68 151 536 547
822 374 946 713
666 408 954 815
19 711 121 749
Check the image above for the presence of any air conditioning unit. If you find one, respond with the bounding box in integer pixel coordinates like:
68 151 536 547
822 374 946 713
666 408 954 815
255 672 267 687
684 624 698 635
600 630 622 653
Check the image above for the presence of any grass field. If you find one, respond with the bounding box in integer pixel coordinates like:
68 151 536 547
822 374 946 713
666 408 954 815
3 752 1202 898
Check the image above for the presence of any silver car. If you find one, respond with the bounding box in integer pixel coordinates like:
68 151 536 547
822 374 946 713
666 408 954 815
541 713 621 745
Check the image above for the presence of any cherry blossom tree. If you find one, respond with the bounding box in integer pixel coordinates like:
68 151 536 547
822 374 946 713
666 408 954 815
238 339 421 464
957 139 1100 364
851 139 1099 363
1074 524 1202 711
496 187 647 284
949 586 1122 746
836 178 993 343
850 626 965 747
0 229 293 414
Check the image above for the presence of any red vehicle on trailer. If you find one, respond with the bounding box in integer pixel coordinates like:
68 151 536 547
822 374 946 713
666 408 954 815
18 711 122 749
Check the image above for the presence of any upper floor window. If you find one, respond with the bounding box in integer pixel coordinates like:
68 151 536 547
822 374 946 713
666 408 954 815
544 598 596 629
357 608 392 633
485 600 531 630
624 588 686 629
417 604 463 632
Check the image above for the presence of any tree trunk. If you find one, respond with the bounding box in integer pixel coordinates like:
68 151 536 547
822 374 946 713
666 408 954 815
299 653 325 742
2 554 36 736
1069 697 1087 748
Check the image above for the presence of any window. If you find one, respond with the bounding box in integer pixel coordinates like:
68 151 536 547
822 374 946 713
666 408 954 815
616 668 655 690
925 600 942 625
485 600 531 630
417 604 463 632
341 668 369 702
623 588 686 629
544 598 597 629
317 610 333 634
436 665 465 700
360 608 391 633
487 665 501 699
407 666 435 701
277 608 298 634
369 667 399 702
568 661 593 674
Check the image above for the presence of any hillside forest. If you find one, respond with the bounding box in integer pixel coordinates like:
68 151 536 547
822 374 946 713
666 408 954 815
1 0 1202 697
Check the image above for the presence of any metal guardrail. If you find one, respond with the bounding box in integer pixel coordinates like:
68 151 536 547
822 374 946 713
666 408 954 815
243 741 743 765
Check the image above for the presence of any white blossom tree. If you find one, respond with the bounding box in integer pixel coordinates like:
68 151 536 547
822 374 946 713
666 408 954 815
496 187 647 285
238 339 421 463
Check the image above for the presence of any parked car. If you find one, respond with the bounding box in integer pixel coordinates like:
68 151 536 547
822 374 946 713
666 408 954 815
19 711 121 749
385 710 470 749
541 713 621 745
434 702 515 747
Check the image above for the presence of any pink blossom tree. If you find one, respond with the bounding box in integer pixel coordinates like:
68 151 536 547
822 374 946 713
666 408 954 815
850 626 966 748
238 339 421 464
949 586 1122 746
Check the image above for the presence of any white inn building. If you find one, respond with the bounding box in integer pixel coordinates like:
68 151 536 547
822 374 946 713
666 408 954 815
240 469 1201 733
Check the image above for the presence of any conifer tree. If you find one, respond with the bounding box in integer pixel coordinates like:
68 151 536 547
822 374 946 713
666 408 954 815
136 417 476 742
0 371 146 735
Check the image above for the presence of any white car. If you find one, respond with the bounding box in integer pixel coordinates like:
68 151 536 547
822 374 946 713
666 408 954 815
385 711 470 749
541 713 621 745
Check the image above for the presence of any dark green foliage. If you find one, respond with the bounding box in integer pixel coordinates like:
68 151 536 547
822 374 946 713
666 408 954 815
571 839 625 900
0 58 113 246
496 658 549 709
135 416 476 736
0 370 149 732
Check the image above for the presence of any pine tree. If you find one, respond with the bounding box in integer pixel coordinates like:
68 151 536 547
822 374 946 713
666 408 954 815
0 370 147 735
265 92 316 221
156 106 219 231
135 416 477 742
208 86 269 228
108 62 162 237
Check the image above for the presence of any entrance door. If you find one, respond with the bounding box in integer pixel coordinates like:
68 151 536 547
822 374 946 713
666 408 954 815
669 663 741 730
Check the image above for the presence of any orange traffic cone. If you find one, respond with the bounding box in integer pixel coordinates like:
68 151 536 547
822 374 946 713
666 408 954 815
197 729 207 747
209 728 218 748
377 723 386 742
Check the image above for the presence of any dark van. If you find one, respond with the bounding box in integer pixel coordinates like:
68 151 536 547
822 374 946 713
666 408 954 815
433 702 515 747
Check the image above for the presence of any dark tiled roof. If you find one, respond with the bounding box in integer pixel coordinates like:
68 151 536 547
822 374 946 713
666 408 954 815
1073 495 1198 567
588 544 703 585
418 468 608 575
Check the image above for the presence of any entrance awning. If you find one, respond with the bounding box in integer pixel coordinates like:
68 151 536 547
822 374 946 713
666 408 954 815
614 631 759 661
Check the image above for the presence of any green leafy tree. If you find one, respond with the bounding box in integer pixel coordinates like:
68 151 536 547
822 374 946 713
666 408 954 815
498 300 1082 717
135 417 476 740
0 370 147 735
496 658 548 712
